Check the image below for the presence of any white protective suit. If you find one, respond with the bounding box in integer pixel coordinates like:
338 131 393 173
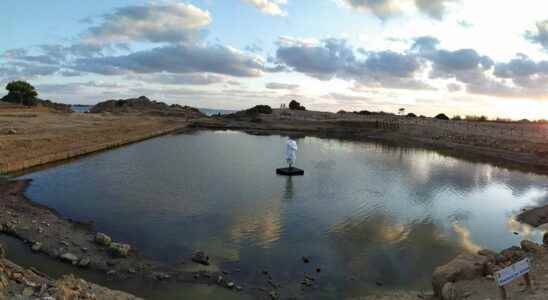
285 138 298 167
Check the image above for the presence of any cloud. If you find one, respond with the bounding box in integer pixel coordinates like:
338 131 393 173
127 73 227 85
338 0 458 20
83 3 211 44
74 44 268 77
242 0 288 16
414 0 457 20
525 20 548 51
265 82 299 90
0 62 59 79
446 83 462 92
338 0 402 19
411 36 494 81
275 38 356 80
245 43 264 53
275 38 429 90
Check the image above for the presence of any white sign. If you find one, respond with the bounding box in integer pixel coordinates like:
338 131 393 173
494 258 530 286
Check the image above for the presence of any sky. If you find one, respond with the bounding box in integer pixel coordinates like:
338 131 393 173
2 0 548 119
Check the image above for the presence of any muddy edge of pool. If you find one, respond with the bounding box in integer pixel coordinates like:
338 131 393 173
0 178 259 299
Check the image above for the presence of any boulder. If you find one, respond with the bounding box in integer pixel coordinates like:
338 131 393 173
521 240 543 255
441 282 457 300
543 232 548 246
191 251 210 265
78 257 90 268
109 243 131 258
500 246 525 262
1 223 16 235
0 274 8 290
31 242 42 252
95 233 112 246
477 249 497 264
60 253 79 264
432 253 489 296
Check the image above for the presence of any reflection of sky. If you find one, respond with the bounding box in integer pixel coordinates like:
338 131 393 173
19 131 548 297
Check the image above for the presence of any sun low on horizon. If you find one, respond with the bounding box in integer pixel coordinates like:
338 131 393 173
2 0 548 120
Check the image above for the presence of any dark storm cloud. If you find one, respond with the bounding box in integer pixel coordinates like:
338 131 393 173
74 44 267 77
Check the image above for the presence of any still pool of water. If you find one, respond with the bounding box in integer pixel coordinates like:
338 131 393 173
19 130 548 299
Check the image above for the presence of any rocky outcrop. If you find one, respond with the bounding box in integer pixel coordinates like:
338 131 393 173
433 240 545 299
432 253 489 297
89 96 205 118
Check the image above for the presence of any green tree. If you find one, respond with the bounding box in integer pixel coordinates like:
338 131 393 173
6 81 38 98
3 81 39 106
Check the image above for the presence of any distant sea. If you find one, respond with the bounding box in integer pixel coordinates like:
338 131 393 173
70 105 236 116
198 108 236 116
71 105 91 113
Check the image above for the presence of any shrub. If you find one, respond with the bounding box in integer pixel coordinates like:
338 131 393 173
406 113 417 118
337 110 347 114
246 105 272 115
435 113 450 120
452 115 462 121
465 115 488 122
357 110 372 115
289 100 306 111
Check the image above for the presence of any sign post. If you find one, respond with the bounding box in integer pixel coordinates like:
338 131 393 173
494 258 532 299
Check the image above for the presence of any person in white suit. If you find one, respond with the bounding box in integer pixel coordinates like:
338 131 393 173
285 137 298 168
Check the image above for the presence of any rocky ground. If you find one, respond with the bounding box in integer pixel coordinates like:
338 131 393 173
0 241 143 299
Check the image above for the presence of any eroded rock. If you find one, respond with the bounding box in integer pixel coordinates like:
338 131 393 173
109 243 131 258
191 251 210 265
60 253 79 264
432 253 488 296
441 282 457 300
95 233 112 247
521 240 543 255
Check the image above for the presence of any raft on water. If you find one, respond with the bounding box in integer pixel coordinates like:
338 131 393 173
276 167 304 176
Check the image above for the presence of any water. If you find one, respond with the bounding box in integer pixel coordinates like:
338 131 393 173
198 108 236 116
18 131 548 299
71 105 91 113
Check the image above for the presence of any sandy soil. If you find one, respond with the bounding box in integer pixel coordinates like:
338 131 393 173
0 105 187 173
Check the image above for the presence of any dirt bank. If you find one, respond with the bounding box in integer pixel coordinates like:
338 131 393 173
191 109 548 173
0 105 191 173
